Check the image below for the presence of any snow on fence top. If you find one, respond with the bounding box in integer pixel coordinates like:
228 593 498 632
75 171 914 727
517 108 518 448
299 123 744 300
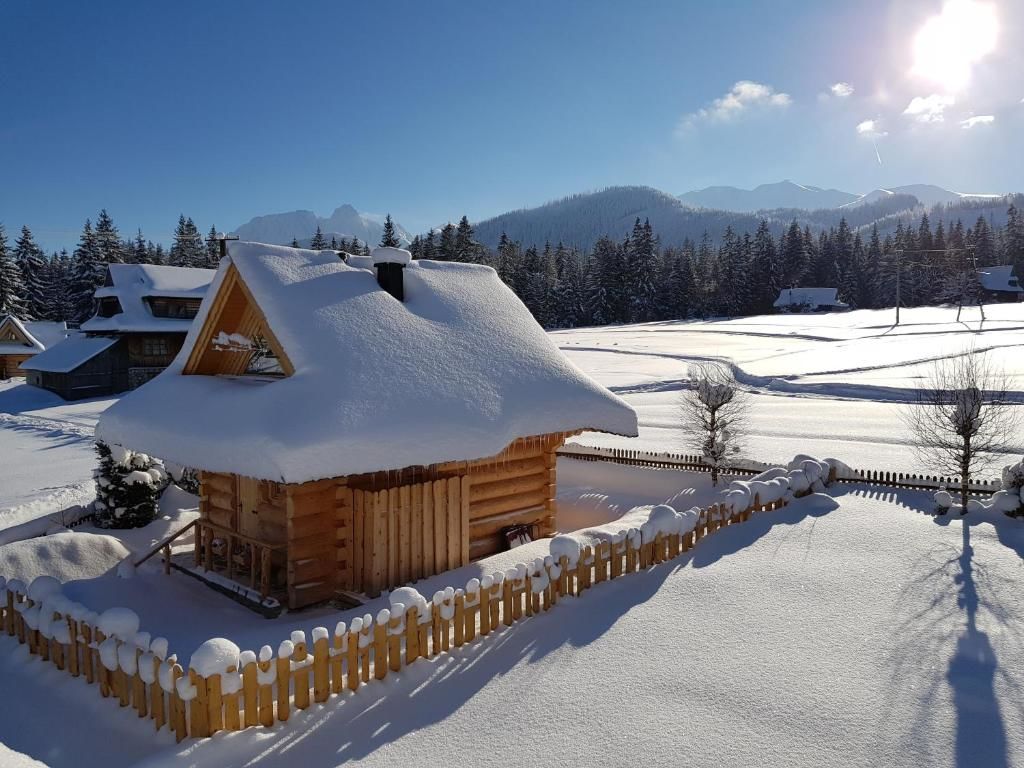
97 242 638 483
82 263 216 334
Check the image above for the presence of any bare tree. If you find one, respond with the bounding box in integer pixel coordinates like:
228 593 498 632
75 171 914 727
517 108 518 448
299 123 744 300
680 362 749 486
902 352 1019 512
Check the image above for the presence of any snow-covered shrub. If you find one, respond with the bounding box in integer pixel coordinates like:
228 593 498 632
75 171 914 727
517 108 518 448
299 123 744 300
164 461 200 495
94 441 167 529
998 459 1024 517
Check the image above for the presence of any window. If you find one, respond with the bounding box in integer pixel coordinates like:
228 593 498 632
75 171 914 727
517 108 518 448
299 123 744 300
143 338 170 357
148 298 201 319
97 297 123 318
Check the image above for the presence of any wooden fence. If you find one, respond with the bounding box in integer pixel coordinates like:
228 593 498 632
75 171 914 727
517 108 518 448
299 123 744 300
557 444 1000 495
0 492 785 743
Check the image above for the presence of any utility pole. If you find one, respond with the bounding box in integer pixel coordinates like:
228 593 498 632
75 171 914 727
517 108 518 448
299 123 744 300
895 249 901 326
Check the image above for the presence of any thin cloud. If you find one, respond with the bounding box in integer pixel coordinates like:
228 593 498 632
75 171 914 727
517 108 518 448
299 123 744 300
680 80 791 129
856 119 886 138
961 114 995 128
830 82 854 98
903 93 955 123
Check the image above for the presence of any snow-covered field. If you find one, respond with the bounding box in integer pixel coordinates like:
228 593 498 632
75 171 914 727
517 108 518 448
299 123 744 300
2 486 1022 768
2 303 1024 767
555 303 1024 472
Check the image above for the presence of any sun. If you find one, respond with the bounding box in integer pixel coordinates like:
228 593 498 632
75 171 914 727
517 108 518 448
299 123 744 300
911 0 998 91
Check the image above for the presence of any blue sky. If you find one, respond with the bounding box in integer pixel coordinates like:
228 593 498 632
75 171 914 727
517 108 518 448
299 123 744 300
2 0 1022 252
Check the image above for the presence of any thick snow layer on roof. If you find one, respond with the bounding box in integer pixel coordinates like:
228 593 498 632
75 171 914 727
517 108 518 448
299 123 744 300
978 265 1023 293
20 333 118 373
98 242 637 482
0 316 69 353
82 263 215 333
773 287 848 309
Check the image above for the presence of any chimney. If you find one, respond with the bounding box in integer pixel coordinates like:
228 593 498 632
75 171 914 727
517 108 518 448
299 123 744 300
371 247 412 301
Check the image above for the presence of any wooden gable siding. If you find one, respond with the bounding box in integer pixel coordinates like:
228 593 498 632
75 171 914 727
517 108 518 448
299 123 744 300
184 263 294 377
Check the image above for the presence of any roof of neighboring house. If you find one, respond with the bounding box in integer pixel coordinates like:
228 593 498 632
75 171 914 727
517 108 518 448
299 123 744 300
82 263 216 333
773 287 849 309
98 242 639 484
20 333 119 373
0 316 69 355
978 265 1023 294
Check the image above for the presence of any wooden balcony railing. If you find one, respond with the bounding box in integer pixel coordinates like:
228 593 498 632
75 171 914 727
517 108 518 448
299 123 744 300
193 520 287 599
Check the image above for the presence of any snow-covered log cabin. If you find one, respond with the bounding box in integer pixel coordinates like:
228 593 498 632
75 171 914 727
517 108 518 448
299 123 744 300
0 315 69 379
23 263 215 399
978 265 1024 302
98 243 637 610
773 287 849 313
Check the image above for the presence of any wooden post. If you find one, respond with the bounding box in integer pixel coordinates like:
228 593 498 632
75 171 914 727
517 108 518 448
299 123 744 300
171 665 187 742
133 650 147 717
405 606 419 665
346 627 360 691
293 639 310 710
478 585 491 637
152 657 166 731
258 655 275 726
82 623 95 684
373 616 388 680
206 673 223 733
275 653 291 722
3 590 13 636
222 667 241 731
330 625 346 696
489 581 501 630
66 618 79 677
242 658 259 728
387 612 402 673
453 591 465 647
313 632 330 704
190 669 210 738
359 622 372 682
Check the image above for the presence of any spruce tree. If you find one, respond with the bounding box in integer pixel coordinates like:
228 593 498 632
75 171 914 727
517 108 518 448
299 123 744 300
14 226 48 320
779 221 807 287
93 441 166 529
379 214 400 248
93 209 124 264
0 223 28 318
205 226 221 267
132 229 148 264
310 225 328 250
70 219 105 323
438 223 457 261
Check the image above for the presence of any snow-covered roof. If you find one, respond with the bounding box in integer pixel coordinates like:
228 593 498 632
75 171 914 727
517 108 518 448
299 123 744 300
0 316 69 354
98 242 638 483
20 334 119 373
82 263 216 333
773 287 848 309
978 265 1023 293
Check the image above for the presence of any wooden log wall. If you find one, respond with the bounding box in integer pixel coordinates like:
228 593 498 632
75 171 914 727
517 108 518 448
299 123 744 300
286 480 343 609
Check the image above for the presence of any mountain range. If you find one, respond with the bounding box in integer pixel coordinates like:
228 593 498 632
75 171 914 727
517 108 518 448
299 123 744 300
231 204 410 248
679 180 1003 213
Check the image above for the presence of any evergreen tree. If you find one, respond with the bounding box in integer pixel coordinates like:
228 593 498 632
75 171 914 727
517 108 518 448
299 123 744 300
310 225 328 250
70 219 105 324
454 216 482 263
438 223 457 261
748 220 778 314
779 221 807 286
587 235 625 324
168 215 204 267
93 441 166 529
379 214 400 248
205 226 221 267
45 249 73 321
421 231 436 260
0 224 28 317
93 209 125 265
132 229 148 264
13 226 47 319
290 238 300 248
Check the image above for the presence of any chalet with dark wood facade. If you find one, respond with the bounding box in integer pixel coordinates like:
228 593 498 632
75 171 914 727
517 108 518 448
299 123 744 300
98 243 637 611
23 264 215 400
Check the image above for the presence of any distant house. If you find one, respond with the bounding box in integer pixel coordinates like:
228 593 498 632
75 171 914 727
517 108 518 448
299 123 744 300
98 243 637 611
773 287 850 313
977 266 1024 302
23 263 215 400
0 316 69 379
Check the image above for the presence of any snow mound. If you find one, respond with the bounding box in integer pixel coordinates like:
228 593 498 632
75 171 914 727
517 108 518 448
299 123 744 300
389 586 429 616
190 638 241 677
0 532 131 583
935 457 1024 515
98 607 140 641
26 575 62 603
